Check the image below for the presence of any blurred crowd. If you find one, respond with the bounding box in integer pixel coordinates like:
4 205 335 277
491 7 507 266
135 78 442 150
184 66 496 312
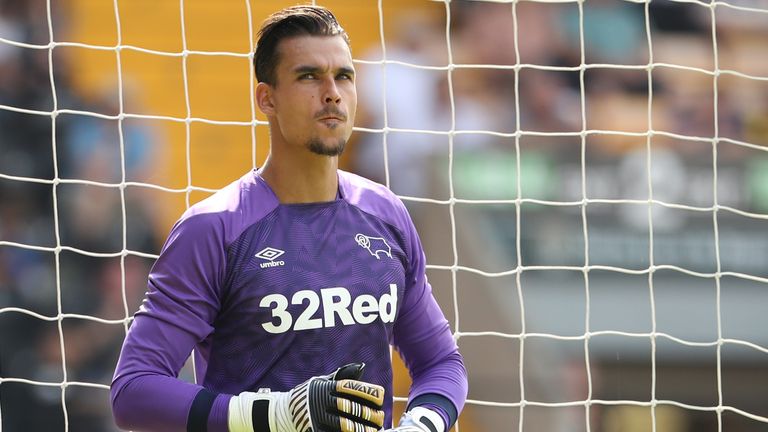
0 0 159 430
0 0 767 431
353 0 768 213
350 2 768 431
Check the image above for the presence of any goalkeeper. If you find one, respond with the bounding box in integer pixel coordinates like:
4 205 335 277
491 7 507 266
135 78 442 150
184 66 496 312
110 5 467 432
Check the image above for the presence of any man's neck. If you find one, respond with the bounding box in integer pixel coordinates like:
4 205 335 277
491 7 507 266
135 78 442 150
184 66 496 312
260 151 339 204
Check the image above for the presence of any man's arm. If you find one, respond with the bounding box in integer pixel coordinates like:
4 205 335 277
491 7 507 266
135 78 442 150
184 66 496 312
392 213 469 431
111 212 231 431
111 319 231 431
393 284 467 431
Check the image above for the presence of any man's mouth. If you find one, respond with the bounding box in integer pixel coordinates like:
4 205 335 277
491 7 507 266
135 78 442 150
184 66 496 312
318 116 345 122
316 108 347 123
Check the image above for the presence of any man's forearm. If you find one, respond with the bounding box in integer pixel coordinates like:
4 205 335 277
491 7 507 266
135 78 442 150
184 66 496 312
407 350 468 428
111 372 231 432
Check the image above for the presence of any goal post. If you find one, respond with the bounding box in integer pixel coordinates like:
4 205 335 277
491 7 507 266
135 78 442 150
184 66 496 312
1 0 768 431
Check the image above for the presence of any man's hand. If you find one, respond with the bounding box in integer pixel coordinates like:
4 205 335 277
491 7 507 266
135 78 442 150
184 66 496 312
382 407 445 432
228 363 385 432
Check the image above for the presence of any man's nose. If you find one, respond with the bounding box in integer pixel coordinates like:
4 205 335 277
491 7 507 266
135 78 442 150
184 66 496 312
323 78 341 104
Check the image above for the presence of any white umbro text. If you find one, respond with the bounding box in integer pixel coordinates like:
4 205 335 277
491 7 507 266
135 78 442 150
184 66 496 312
255 247 286 268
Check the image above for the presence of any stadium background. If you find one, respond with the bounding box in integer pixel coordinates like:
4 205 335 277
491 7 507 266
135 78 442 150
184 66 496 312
1 0 767 431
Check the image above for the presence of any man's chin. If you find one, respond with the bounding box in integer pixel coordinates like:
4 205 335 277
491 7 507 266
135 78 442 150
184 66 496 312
307 138 346 157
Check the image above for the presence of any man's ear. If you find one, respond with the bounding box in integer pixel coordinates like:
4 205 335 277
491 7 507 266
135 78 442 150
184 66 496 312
256 81 275 116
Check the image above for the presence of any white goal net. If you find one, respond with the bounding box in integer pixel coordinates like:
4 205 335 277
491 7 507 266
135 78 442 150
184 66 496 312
1 0 768 431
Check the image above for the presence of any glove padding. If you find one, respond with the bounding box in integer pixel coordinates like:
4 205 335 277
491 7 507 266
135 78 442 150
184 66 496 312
382 407 446 432
228 363 385 432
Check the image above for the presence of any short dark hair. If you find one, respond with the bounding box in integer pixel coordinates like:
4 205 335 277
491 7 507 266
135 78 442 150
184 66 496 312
254 5 350 86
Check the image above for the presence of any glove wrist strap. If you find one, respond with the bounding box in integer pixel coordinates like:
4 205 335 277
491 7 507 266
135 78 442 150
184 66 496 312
271 391 295 432
228 390 296 432
401 407 446 432
228 391 260 432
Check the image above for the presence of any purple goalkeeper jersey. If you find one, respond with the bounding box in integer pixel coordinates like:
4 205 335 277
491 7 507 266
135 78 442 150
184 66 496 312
111 169 467 432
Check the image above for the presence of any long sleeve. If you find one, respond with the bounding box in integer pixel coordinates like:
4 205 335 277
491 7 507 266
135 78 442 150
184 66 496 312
111 212 231 432
392 214 468 427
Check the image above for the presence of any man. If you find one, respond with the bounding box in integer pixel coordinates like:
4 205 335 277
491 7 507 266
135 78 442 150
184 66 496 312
111 5 467 432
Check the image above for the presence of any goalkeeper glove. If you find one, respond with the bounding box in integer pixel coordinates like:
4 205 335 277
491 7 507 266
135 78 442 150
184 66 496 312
228 363 385 432
382 407 446 432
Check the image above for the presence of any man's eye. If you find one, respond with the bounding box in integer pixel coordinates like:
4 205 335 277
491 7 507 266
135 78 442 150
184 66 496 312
300 73 316 80
337 73 353 81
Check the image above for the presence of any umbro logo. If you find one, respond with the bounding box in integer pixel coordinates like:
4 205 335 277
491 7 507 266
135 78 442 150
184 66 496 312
255 247 285 268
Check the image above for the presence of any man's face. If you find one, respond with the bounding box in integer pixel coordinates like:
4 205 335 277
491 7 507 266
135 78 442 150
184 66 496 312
267 35 356 157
